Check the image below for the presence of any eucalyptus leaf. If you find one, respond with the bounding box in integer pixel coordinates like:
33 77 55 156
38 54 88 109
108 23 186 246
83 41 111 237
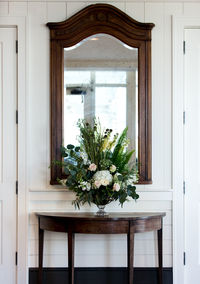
117 175 123 181
67 144 74 149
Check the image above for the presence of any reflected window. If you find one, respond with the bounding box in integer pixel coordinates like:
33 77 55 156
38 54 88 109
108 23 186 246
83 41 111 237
64 70 136 146
64 34 138 162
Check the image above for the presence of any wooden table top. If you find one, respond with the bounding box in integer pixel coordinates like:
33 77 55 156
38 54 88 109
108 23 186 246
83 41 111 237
36 212 166 221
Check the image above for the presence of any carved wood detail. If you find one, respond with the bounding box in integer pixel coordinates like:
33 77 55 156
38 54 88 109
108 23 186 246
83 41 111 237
47 3 155 184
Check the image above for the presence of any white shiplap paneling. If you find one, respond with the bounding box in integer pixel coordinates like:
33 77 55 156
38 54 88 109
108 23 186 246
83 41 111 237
66 2 87 18
26 0 175 268
0 2 9 15
47 2 67 22
27 0 174 268
6 0 193 270
9 2 27 16
125 2 145 22
163 3 183 188
27 2 49 191
183 2 200 15
28 253 172 268
145 3 165 188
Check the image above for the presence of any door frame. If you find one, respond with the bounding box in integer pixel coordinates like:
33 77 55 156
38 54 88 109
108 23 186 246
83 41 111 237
172 16 200 284
0 17 27 284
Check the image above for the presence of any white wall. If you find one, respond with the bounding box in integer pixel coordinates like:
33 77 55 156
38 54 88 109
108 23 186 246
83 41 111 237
3 0 199 269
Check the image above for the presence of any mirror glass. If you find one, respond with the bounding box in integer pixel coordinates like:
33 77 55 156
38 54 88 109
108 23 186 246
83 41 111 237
64 34 138 162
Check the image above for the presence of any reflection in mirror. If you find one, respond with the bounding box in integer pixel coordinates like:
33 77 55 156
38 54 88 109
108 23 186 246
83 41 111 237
64 34 138 163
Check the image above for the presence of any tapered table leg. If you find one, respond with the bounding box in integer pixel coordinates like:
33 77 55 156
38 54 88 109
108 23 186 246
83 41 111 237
38 226 44 284
68 231 75 284
127 222 135 284
157 225 163 284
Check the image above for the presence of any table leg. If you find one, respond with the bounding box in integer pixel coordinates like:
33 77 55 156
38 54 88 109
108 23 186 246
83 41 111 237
127 223 135 284
68 231 75 284
38 227 44 284
157 226 163 284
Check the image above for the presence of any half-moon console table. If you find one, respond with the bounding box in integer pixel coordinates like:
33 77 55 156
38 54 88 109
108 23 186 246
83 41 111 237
36 212 166 284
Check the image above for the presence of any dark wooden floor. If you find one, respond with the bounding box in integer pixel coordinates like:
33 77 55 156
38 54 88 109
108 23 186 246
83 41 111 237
29 267 173 284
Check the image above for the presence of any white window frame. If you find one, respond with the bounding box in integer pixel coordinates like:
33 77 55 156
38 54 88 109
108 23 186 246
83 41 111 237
64 69 138 152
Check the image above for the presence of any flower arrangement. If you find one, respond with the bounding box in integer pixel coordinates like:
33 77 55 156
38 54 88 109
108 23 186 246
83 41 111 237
58 119 139 210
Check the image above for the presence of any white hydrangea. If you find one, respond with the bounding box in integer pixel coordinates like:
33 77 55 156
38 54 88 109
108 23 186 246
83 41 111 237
93 170 113 187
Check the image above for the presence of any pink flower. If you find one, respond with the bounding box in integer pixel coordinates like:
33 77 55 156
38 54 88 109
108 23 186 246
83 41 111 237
88 163 97 171
94 180 101 188
113 183 120 191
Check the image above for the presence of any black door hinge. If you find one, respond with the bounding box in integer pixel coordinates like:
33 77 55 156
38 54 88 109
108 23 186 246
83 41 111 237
183 41 186 54
15 252 18 266
16 110 18 124
16 40 18 54
183 252 186 265
16 181 18 195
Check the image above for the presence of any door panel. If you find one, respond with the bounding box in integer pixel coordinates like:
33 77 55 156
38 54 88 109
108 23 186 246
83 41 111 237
184 29 200 284
0 28 17 283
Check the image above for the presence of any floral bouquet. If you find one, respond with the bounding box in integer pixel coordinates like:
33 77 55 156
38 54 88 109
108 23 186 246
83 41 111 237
57 119 139 214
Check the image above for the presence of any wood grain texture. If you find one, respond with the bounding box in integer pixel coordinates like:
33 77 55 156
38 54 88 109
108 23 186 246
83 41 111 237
37 212 165 284
38 225 44 284
47 3 154 185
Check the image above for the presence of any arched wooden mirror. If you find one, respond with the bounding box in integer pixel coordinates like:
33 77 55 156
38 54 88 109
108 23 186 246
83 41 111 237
47 3 154 185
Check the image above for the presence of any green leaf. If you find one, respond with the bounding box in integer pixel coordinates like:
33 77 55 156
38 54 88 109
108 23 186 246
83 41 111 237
70 170 76 176
60 146 68 157
119 192 127 204
117 175 123 181
64 168 70 175
67 144 74 149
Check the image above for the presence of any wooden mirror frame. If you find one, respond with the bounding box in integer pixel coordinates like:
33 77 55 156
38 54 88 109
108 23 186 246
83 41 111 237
47 3 154 185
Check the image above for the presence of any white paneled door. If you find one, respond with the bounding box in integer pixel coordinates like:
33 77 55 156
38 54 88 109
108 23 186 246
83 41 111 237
0 28 17 283
184 29 200 284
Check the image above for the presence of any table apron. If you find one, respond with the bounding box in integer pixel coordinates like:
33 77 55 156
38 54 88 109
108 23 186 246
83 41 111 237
39 216 162 234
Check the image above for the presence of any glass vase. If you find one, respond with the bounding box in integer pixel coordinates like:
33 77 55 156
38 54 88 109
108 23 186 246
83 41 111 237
96 205 108 216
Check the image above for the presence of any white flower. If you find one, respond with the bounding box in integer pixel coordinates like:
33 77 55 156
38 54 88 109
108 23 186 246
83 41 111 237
127 174 138 185
86 182 91 191
60 179 67 186
80 151 89 165
93 170 113 187
132 174 138 182
113 183 120 191
88 163 97 171
110 165 116 173
79 181 91 191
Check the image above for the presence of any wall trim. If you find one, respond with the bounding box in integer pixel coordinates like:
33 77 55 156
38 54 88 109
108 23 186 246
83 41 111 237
29 267 173 284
